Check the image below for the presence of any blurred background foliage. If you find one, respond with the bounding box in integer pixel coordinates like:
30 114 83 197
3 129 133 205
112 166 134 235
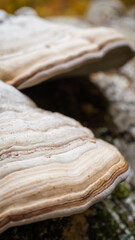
0 0 135 17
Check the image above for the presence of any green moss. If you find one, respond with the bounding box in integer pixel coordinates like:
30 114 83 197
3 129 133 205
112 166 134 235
128 221 135 235
87 204 120 240
112 183 131 200
121 212 128 221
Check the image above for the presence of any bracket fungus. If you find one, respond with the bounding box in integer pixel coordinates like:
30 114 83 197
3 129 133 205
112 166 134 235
0 14 134 89
0 81 129 233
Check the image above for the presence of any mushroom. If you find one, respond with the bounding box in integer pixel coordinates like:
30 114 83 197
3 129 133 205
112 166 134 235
0 14 134 89
0 81 129 233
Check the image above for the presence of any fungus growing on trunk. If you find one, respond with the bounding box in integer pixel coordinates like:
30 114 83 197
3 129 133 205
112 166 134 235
0 81 129 233
0 14 134 89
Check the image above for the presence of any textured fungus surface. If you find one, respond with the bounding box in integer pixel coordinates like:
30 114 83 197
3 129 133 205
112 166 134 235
0 81 129 233
0 14 134 89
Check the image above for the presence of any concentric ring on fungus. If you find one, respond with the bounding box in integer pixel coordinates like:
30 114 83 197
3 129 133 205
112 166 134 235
0 13 134 89
0 81 129 233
